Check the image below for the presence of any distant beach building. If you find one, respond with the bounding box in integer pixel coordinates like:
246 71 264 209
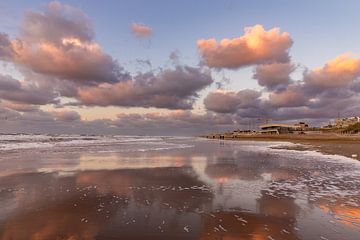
335 117 360 128
259 122 309 134
233 129 256 135
293 122 309 130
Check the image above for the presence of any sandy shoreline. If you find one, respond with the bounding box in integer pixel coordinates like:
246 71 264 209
205 134 360 160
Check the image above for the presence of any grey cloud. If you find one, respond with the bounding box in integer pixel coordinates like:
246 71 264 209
0 33 14 59
204 89 261 113
169 50 181 65
0 74 21 90
20 110 55 122
135 58 152 69
0 74 59 105
0 108 235 136
253 62 295 90
268 85 307 107
0 107 104 134
21 1 94 44
114 111 235 135
0 101 39 112
78 66 213 109
350 79 360 92
0 107 21 121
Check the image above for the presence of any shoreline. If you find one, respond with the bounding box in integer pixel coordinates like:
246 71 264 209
203 134 360 161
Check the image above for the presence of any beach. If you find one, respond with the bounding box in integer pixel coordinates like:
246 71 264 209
0 135 359 239
208 134 360 161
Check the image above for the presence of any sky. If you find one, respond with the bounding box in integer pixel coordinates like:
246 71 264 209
0 0 360 135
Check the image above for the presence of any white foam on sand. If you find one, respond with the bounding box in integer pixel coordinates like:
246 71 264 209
236 140 360 165
215 140 360 212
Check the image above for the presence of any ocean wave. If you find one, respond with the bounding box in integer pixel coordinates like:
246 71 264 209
0 134 192 152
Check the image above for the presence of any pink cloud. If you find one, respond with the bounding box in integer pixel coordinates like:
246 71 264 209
51 110 81 122
130 22 153 38
0 101 38 112
1 2 127 84
304 53 360 88
197 24 293 69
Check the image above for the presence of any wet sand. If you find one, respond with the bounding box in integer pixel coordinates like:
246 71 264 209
0 138 359 240
216 134 360 161
271 141 360 161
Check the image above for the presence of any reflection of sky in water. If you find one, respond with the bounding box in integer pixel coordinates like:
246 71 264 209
0 138 359 239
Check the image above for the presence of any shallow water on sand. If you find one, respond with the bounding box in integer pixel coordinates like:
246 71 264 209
0 136 359 240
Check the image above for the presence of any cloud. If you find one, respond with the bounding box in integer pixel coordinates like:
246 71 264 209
21 1 94 44
253 62 296 90
268 85 307 107
78 66 213 109
0 101 39 112
197 24 293 69
0 1 128 85
197 28 360 124
204 89 261 113
116 111 234 127
130 22 153 38
267 100 360 121
169 50 181 64
0 107 234 135
114 110 235 135
204 52 360 124
304 53 360 89
0 107 111 134
293 54 360 111
0 33 14 59
9 38 128 84
0 2 211 112
0 74 59 105
51 110 81 121
135 58 152 69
